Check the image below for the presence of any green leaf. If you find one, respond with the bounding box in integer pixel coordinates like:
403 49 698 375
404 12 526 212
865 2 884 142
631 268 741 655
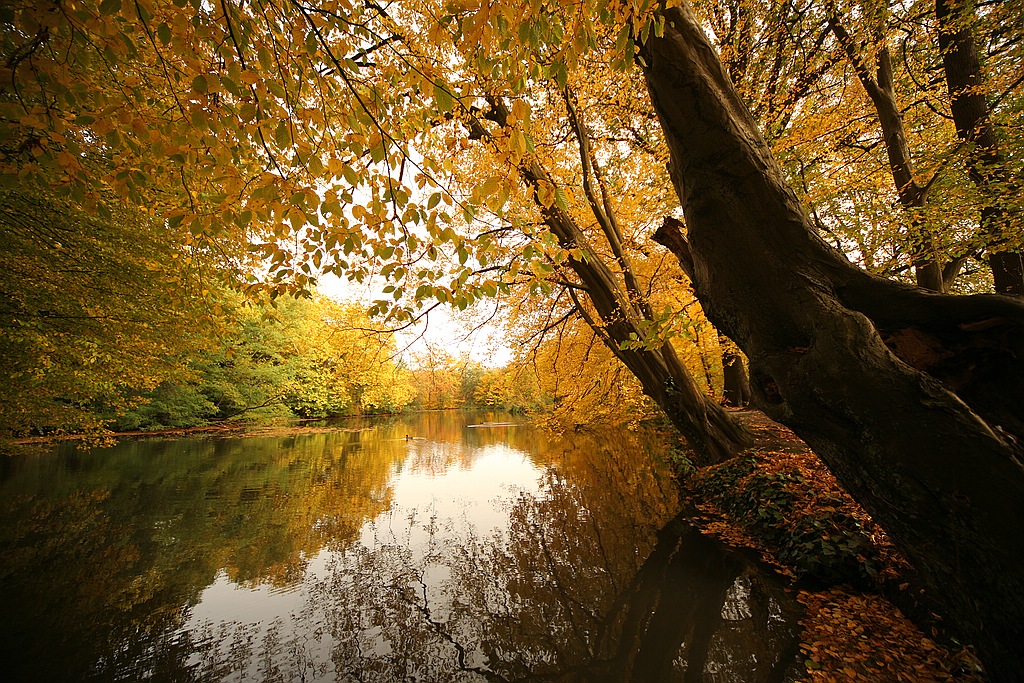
258 47 273 71
433 80 453 114
427 192 441 209
523 132 536 154
99 0 121 16
220 75 240 96
554 186 569 212
266 80 286 98
342 165 359 186
517 20 531 45
191 74 208 94
275 120 291 148
157 22 172 45
551 60 568 88
306 155 324 177
239 103 258 122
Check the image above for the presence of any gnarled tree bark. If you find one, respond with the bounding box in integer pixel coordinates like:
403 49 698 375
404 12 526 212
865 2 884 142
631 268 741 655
643 4 1024 680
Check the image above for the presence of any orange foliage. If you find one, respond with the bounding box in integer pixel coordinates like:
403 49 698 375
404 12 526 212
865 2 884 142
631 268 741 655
799 588 985 682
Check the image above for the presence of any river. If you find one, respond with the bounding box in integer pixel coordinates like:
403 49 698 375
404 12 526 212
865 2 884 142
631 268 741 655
0 410 802 682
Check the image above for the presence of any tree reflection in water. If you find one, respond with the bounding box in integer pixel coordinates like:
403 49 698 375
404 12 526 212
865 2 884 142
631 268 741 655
187 426 801 682
0 412 801 681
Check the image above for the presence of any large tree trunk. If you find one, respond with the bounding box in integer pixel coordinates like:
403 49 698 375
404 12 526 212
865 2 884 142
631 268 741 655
642 5 1024 680
936 0 1024 295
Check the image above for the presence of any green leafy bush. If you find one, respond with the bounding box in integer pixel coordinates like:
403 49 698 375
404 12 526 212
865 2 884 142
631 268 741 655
691 456 880 586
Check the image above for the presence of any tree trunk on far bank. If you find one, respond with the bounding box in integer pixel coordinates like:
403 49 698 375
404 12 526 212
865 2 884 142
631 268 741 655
643 4 1024 680
721 348 750 408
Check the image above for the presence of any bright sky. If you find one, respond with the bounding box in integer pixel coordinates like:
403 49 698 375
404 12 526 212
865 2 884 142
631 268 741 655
316 273 513 368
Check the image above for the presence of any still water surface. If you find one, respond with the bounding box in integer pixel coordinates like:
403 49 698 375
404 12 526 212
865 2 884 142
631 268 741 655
0 411 801 682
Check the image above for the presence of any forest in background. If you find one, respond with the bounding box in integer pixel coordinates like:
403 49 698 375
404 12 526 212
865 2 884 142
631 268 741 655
4 0 1020 444
0 190 418 436
3 0 1024 677
3 0 1021 445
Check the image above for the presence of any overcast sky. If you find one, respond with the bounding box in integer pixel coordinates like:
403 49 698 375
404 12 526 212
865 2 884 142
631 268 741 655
317 273 513 368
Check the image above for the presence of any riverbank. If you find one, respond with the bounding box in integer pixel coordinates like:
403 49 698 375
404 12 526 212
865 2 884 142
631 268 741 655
678 410 986 682
5 416 385 451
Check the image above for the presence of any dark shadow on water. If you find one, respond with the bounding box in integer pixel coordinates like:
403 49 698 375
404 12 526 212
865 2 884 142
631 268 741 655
589 513 803 682
0 411 802 682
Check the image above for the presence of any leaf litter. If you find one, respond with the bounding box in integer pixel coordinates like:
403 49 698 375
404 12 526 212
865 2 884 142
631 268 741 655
676 409 988 682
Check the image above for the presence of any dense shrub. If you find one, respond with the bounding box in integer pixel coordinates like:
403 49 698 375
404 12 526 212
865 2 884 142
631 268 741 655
689 455 881 587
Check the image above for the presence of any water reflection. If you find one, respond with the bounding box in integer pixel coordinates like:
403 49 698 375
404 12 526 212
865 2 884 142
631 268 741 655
0 411 801 682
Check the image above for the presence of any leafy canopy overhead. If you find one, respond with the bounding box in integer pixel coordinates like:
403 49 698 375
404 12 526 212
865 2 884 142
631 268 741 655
1 0 671 302
4 0 1022 441
5 1 1021 304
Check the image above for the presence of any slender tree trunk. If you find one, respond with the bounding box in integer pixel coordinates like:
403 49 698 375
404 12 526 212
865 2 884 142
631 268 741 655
829 19 958 292
642 4 1024 680
655 216 750 409
468 100 749 463
721 347 750 408
936 0 1024 295
544 201 748 465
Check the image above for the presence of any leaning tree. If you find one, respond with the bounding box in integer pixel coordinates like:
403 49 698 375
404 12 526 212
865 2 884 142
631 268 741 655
4 0 1023 676
643 3 1024 679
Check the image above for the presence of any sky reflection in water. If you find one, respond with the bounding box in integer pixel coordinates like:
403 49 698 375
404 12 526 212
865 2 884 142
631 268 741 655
0 411 801 682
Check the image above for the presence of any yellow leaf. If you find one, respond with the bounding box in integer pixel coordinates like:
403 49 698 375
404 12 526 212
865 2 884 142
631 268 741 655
510 130 527 157
511 99 530 124
536 181 554 208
